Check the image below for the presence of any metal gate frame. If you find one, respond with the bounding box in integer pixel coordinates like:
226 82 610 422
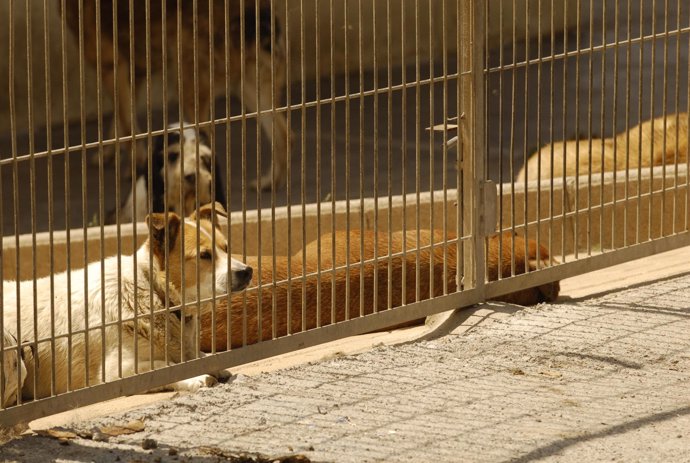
0 0 487 427
3 0 690 427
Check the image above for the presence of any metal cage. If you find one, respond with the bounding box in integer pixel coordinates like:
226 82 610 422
0 0 688 426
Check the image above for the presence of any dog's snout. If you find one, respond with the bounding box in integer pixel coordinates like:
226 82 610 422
237 266 253 285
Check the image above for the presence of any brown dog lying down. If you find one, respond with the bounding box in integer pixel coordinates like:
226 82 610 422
199 231 559 352
517 112 689 182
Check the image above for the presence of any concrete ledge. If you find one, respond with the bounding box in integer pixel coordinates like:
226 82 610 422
4 164 688 281
502 164 689 256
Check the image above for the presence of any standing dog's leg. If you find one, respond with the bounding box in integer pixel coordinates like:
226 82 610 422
242 64 291 191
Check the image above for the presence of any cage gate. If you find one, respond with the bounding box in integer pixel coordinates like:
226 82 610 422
0 0 487 426
1 0 689 427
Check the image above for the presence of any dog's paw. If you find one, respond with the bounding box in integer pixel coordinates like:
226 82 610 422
213 369 233 383
173 374 218 392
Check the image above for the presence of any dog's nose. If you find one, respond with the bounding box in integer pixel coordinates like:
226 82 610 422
235 266 253 289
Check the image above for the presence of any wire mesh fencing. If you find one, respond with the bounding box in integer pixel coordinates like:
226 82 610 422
1 0 688 427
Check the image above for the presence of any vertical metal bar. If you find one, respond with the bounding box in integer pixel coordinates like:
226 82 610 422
270 0 279 336
299 0 306 332
649 0 658 242
386 0 393 306
176 0 186 361
94 0 108 383
522 0 531 264
456 0 463 290
358 0 365 317
372 0 380 312
329 0 337 324
78 0 91 387
328 0 337 326
0 0 5 404
535 0 543 269
208 0 218 353
428 0 436 297
497 0 505 275
442 0 449 295
128 0 139 372
624 0 633 247
240 0 248 349
312 0 321 328
193 0 203 359
59 0 74 392
255 0 264 343
636 0 644 243
0 2 8 408
401 0 408 306
7 0 22 404
586 0 595 256
508 0 517 275
460 0 485 294
162 0 171 364
25 0 40 399
660 0 671 238
599 0 608 253
548 0 557 264
344 0 351 321
145 0 155 371
414 0 421 302
112 0 123 378
686 7 690 233
560 0 582 263
224 0 233 351
42 0 57 398
285 2 290 334
672 0 682 235
612 0 621 250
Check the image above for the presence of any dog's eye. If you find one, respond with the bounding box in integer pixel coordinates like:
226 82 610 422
199 250 213 260
167 150 180 164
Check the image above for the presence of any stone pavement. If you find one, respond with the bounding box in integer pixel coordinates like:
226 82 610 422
2 268 690 462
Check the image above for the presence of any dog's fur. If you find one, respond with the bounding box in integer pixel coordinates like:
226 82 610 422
199 230 560 352
517 113 689 181
1 331 28 408
111 123 226 224
60 0 291 190
2 202 252 400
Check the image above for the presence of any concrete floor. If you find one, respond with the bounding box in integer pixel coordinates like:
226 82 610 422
0 1 688 236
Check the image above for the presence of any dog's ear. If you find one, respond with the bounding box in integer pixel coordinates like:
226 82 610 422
192 202 227 225
146 213 181 258
20 340 35 363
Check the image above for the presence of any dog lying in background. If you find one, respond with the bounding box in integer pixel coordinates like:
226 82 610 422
199 230 560 352
1 331 28 408
3 202 252 401
60 0 291 190
517 112 689 182
110 123 226 224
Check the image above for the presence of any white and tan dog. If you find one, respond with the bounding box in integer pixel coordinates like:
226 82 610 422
517 112 689 182
3 202 252 402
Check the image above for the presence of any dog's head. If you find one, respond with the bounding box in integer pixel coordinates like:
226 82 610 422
152 124 217 218
146 202 253 308
1 332 28 408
